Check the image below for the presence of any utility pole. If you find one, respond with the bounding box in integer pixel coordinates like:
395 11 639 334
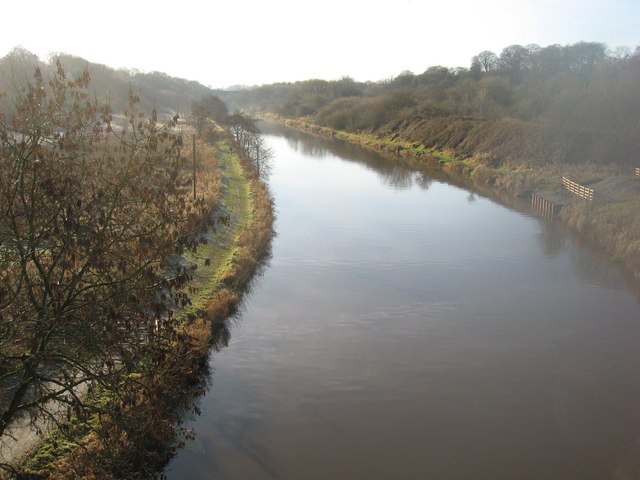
192 134 196 200
256 141 260 179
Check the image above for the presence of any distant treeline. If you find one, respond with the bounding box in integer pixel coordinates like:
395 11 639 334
0 47 220 119
229 42 640 167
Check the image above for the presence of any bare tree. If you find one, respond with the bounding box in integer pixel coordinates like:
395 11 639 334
248 134 273 180
225 111 259 157
191 95 229 136
499 44 531 84
472 50 499 73
223 112 273 179
0 63 213 441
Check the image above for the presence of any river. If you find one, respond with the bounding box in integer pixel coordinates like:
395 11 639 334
166 122 640 480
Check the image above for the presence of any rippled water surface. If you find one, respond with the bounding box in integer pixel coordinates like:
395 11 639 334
166 123 640 480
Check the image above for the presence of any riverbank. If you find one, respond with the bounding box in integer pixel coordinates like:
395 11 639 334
266 115 640 284
6 142 274 479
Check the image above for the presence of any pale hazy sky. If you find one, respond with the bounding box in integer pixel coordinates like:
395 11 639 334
2 0 639 88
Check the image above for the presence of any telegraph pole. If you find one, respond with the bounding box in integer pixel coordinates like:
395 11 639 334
192 134 196 200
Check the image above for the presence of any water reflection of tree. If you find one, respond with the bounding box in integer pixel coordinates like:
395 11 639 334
285 136 329 158
570 243 624 291
210 321 232 352
537 221 628 292
537 222 565 258
385 166 414 190
259 121 439 192
415 172 433 191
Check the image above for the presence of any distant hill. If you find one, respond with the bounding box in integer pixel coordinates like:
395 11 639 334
228 42 640 168
0 47 227 121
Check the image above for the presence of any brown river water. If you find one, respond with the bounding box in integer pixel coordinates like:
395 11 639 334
165 122 640 480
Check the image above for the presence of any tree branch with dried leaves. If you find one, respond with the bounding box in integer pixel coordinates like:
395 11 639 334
0 62 215 442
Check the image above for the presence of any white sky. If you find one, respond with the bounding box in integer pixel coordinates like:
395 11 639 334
2 0 639 88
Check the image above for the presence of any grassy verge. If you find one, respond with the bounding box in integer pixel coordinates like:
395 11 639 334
11 143 275 479
267 114 640 282
182 149 252 317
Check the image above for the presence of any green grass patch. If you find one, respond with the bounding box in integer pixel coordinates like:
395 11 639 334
431 149 455 165
180 152 254 320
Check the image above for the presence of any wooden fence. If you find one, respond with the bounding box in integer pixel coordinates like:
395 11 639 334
562 176 595 201
531 193 556 220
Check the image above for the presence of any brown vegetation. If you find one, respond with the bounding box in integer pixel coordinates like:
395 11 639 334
13 141 274 479
0 62 217 446
1 63 274 479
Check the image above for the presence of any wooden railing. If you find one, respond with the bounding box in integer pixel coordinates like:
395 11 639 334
562 176 595 201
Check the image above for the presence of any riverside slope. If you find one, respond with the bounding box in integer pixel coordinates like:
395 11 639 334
268 115 640 286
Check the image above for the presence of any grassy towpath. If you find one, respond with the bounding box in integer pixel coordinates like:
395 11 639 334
182 147 253 318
